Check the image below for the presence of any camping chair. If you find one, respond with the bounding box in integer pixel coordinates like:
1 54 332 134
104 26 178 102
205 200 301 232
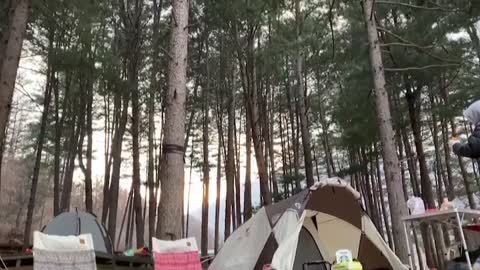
33 231 96 270
152 237 202 270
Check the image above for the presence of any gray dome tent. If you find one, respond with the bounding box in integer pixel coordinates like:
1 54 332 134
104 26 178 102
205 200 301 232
42 211 113 254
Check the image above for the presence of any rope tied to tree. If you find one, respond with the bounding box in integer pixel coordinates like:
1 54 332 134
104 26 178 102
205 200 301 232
162 143 185 155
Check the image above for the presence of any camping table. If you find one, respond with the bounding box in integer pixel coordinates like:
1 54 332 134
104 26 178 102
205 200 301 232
402 209 480 270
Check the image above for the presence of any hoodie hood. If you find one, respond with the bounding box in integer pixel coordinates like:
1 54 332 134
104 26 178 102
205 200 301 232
464 100 480 125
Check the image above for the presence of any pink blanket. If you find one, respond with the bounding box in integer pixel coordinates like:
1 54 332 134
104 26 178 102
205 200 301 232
154 251 202 270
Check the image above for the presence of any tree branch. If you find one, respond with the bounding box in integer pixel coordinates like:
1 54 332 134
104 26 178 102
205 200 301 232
380 42 434 49
385 64 460 72
376 1 447 11
377 26 460 64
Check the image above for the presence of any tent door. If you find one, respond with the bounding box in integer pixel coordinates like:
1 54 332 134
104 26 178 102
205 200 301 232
293 227 326 270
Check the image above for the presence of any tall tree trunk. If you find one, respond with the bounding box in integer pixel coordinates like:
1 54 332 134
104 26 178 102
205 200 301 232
279 115 289 198
226 64 236 234
23 63 54 249
233 72 242 227
285 59 300 191
0 0 31 166
102 93 118 224
156 0 189 240
234 114 242 226
440 117 455 200
53 70 70 216
294 0 314 187
148 7 163 238
147 88 156 246
214 127 222 255
375 147 394 248
266 82 279 200
201 45 210 258
201 117 210 257
60 109 82 212
405 83 444 268
246 28 272 205
363 0 409 262
85 74 93 214
244 105 252 220
108 94 129 245
405 85 436 208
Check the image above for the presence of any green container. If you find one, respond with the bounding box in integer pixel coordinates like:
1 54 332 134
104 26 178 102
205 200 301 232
332 261 363 270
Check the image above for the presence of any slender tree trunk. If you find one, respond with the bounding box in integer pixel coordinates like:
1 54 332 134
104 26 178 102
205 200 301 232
102 93 119 224
23 63 54 249
440 117 455 200
85 76 93 213
53 70 70 216
294 0 314 187
201 117 210 257
201 44 210 257
246 28 272 205
244 104 252 220
284 58 300 191
226 64 236 233
363 0 409 262
279 115 289 198
156 0 189 240
232 72 242 227
214 128 221 254
405 83 443 269
108 94 129 245
405 86 436 208
234 115 242 226
147 84 157 246
0 0 31 164
375 148 394 248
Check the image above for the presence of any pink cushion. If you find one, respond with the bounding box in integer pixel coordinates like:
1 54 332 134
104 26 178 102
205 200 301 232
154 251 202 270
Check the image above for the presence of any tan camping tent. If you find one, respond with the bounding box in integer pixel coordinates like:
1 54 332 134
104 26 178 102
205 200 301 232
209 178 407 270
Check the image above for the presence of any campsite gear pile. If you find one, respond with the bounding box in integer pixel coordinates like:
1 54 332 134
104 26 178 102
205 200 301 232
33 231 97 270
209 178 406 270
152 237 202 270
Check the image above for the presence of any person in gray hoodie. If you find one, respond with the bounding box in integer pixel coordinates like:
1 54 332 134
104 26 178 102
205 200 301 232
452 100 480 159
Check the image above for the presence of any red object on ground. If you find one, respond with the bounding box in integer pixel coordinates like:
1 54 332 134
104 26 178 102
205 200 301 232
135 247 151 257
154 251 202 270
25 248 32 254
464 224 480 232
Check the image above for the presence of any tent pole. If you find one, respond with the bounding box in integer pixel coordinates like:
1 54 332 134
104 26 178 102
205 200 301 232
403 221 414 270
455 211 472 270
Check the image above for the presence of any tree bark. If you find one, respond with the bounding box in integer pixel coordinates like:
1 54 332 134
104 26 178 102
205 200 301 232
53 70 71 216
244 104 252 220
201 44 210 258
363 0 409 262
214 126 222 254
294 0 314 187
107 94 129 245
156 0 189 240
147 10 158 243
0 0 30 164
23 62 54 249
285 58 300 191
405 84 436 208
246 28 272 205
226 65 236 234
375 147 394 248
